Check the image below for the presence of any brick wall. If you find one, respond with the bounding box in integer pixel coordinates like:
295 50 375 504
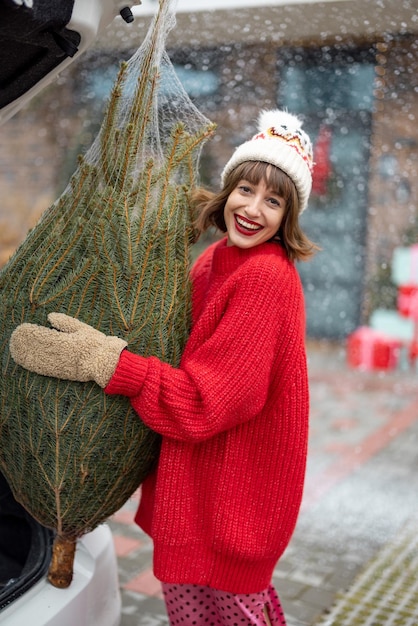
367 38 418 273
0 75 85 266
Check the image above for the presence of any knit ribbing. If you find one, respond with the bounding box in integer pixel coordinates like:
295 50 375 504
105 238 309 593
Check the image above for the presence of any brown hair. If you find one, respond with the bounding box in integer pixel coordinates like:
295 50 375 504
192 161 319 262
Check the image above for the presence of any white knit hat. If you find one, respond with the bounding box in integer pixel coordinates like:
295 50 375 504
221 109 314 213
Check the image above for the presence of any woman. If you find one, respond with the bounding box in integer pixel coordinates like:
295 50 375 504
10 109 318 625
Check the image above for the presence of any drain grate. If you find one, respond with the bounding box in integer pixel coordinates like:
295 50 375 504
314 517 418 625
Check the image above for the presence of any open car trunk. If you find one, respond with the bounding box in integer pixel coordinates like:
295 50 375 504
0 0 79 111
0 0 136 124
0 471 53 611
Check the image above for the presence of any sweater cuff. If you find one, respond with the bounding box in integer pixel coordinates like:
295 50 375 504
104 349 148 398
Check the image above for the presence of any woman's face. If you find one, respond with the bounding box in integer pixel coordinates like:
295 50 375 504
224 177 286 249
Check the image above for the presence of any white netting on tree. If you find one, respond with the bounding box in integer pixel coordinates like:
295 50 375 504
0 0 215 588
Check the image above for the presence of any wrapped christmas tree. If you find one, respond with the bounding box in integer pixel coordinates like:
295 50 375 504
0 0 214 588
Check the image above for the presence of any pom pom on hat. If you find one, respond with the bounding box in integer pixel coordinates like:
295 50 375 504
221 109 314 213
257 109 303 133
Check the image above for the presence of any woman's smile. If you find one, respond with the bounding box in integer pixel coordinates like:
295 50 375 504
234 214 263 235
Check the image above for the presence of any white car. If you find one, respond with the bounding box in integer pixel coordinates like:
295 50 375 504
0 1 140 623
0 0 139 124
0 470 121 625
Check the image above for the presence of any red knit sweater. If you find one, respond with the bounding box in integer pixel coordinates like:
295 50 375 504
105 238 309 594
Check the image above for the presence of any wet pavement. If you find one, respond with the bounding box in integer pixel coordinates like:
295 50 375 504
108 340 418 626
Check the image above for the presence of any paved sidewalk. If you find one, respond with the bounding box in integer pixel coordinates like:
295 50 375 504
108 340 418 625
314 514 418 625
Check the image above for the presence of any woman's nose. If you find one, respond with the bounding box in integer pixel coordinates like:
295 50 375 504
245 197 262 217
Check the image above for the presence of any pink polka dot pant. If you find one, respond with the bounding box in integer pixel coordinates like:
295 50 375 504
162 582 287 625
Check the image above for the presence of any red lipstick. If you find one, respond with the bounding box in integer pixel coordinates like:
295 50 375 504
234 214 263 236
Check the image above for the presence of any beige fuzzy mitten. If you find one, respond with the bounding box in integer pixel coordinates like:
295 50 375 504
9 313 127 387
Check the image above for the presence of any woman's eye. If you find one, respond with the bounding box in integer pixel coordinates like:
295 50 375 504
269 197 281 206
239 185 251 193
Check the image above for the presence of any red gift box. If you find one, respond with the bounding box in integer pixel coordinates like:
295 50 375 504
347 326 401 371
398 284 418 319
